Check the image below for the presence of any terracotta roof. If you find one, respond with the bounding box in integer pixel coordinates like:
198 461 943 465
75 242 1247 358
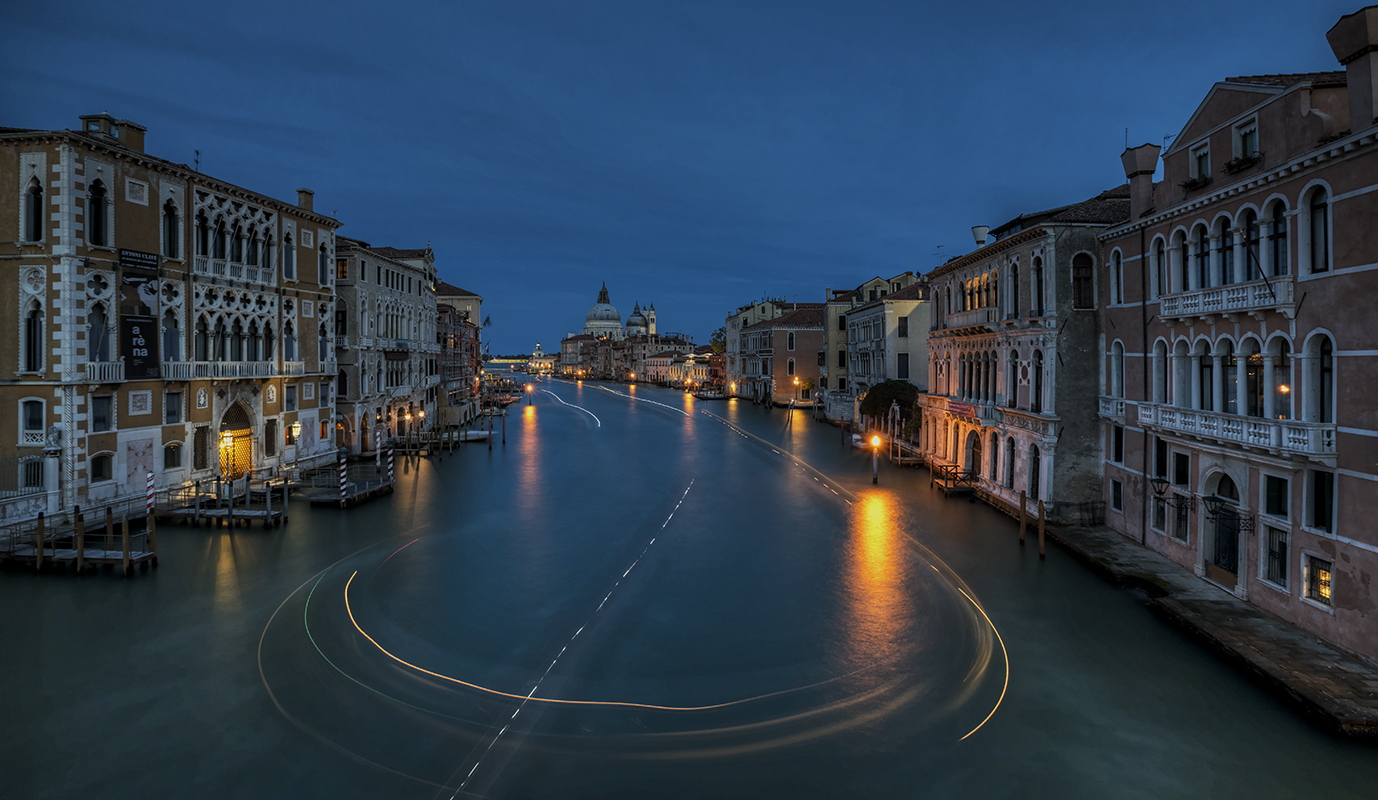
1225 72 1345 88
848 281 930 314
744 307 825 330
650 350 681 359
1048 185 1131 225
436 279 479 297
563 334 596 342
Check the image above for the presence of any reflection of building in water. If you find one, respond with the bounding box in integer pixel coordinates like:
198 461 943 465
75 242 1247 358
560 283 692 379
0 112 338 515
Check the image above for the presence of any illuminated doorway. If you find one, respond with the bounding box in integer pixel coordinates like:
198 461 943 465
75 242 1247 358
219 402 254 479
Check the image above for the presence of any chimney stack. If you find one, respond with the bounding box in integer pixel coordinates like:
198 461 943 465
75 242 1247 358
1120 143 1162 219
297 188 314 212
971 225 990 247
1328 6 1378 131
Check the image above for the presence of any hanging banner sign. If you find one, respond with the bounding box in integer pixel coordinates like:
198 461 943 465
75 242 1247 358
121 315 160 379
118 249 159 271
948 401 975 419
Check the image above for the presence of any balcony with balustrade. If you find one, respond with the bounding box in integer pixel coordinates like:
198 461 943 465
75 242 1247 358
939 307 1000 336
1159 274 1296 322
1099 396 1126 421
85 360 124 383
1139 402 1335 460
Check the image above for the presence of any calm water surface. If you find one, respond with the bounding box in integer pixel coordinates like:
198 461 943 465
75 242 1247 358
2 379 1375 798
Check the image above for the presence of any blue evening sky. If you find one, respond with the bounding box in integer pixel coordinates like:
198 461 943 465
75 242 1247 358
2 0 1358 353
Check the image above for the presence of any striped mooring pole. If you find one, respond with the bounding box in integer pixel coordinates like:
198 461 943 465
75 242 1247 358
387 443 395 483
145 471 158 558
339 451 348 508
375 430 382 471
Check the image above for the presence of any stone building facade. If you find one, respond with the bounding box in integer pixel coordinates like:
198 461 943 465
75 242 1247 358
736 307 826 404
332 236 438 453
916 187 1129 522
841 281 932 401
1 113 338 518
1098 7 1378 661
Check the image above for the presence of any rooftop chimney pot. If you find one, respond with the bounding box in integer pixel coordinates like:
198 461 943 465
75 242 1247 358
297 188 314 212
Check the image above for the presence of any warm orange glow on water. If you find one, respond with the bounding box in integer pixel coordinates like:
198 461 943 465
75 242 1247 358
841 492 907 670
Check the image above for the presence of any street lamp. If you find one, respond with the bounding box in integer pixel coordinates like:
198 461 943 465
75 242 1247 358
526 383 533 405
871 434 880 484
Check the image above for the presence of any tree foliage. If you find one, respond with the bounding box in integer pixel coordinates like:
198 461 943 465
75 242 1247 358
710 325 726 353
858 380 920 419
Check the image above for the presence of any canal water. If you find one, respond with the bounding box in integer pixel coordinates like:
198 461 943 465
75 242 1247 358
2 380 1375 799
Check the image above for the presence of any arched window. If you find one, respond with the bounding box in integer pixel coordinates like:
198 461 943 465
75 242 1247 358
91 454 113 483
1242 339 1263 417
337 369 349 398
1007 350 1018 408
1195 341 1213 411
24 302 43 372
213 319 228 360
1029 444 1041 500
164 443 182 469
1174 230 1190 293
194 317 209 361
1152 239 1166 299
1031 350 1044 413
283 233 295 279
247 226 259 266
1004 437 1016 488
284 321 296 361
162 310 180 362
335 306 348 337
231 223 244 262
787 331 795 351
318 243 329 285
263 323 276 361
989 430 999 479
162 201 179 258
88 304 111 362
1272 339 1292 420
1111 341 1125 398
1153 340 1169 404
196 211 209 256
319 323 330 363
1306 188 1331 273
1110 251 1123 305
1194 226 1210 289
261 234 272 271
25 181 44 242
212 218 227 259
1242 210 1260 281
1218 221 1235 285
1009 263 1020 317
230 320 244 361
1032 258 1045 315
1270 205 1289 276
88 180 108 247
1221 340 1237 414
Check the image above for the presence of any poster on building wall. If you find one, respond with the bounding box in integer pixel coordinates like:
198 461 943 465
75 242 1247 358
120 268 159 317
121 315 160 379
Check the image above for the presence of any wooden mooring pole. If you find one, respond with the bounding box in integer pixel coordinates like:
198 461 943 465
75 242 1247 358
1018 490 1027 545
104 507 114 555
35 512 45 572
194 480 201 527
1038 499 1046 559
121 517 131 576
74 507 85 575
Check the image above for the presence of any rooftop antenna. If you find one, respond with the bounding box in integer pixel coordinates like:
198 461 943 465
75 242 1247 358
1125 128 1129 149
933 245 945 266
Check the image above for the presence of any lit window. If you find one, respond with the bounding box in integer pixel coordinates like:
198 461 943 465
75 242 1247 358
1305 555 1333 606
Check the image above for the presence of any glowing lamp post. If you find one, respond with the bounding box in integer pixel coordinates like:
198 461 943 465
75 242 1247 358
526 383 533 405
871 435 881 484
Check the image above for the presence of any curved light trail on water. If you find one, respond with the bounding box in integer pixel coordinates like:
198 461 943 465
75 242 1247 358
596 384 689 416
540 389 601 426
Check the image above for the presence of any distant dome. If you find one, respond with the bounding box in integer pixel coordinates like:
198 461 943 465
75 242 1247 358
586 283 620 324
626 302 648 333
583 282 624 339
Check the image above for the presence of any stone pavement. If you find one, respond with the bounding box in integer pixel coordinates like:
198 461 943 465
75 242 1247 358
1044 523 1378 739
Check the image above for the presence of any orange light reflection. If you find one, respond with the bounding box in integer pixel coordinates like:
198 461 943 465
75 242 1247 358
840 492 907 673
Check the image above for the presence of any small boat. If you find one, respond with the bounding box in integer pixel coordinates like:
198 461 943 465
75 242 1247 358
456 429 491 441
692 391 727 400
852 433 879 449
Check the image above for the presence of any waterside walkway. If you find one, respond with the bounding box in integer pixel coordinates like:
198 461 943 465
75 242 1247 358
1043 523 1378 738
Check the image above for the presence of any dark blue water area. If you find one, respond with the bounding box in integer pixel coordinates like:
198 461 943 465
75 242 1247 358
2 378 1376 799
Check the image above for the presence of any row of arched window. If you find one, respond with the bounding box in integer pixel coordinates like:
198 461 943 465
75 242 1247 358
1126 185 1332 300
939 257 1049 322
923 421 1045 500
937 348 1046 414
1105 332 1337 423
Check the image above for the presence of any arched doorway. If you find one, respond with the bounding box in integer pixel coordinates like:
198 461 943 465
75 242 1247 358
965 430 983 477
1206 473 1241 589
218 402 254 479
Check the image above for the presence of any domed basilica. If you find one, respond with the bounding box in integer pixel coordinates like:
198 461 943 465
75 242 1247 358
582 282 655 340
